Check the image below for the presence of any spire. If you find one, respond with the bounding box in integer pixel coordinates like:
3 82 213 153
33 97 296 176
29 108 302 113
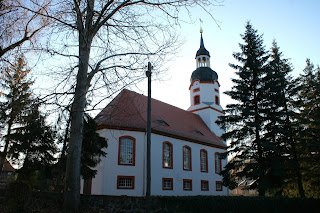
196 30 210 57
200 26 205 48
200 33 205 49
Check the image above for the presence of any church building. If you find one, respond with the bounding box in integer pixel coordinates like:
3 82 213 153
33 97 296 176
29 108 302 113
83 31 228 196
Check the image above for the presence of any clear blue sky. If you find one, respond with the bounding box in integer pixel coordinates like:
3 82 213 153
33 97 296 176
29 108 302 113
147 0 320 110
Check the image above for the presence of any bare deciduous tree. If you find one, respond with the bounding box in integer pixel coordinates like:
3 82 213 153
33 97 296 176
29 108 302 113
0 0 52 59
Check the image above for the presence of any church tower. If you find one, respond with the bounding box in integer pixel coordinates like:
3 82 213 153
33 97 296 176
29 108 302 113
187 30 224 138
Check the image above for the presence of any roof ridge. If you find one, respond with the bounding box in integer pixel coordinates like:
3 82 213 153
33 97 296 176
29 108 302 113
125 89 189 112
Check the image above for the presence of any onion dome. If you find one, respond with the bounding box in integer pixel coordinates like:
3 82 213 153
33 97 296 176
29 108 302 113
190 67 218 83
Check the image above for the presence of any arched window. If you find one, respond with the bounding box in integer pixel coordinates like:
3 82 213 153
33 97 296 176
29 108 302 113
163 142 173 169
183 146 192 171
194 95 200 105
200 149 208 172
118 136 136 166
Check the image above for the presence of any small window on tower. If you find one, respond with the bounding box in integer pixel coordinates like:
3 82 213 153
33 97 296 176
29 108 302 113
194 95 200 105
193 88 200 93
215 95 219 106
214 88 219 93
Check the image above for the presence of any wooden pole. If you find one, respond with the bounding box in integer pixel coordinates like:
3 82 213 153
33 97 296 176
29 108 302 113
146 62 152 212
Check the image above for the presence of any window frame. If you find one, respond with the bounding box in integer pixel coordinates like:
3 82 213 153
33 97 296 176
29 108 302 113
194 95 200 105
162 178 173 190
200 149 208 172
201 180 209 191
216 181 223 191
183 145 192 171
118 136 136 166
183 179 192 191
193 88 200 93
216 119 220 127
215 152 222 174
117 176 135 189
162 141 173 169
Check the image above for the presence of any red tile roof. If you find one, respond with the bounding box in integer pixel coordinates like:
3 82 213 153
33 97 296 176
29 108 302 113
95 89 226 149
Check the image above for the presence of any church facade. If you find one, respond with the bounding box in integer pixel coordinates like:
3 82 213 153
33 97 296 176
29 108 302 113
83 32 228 196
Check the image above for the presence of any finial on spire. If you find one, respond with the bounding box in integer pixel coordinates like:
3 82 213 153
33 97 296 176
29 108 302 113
200 18 203 34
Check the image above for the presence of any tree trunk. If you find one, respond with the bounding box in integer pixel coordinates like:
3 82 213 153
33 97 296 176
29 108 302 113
63 36 91 212
253 71 265 197
282 86 305 198
292 145 305 198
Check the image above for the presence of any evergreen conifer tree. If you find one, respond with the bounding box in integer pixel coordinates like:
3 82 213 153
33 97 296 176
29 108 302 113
263 41 304 196
295 59 320 198
0 56 33 173
220 22 269 196
9 101 58 184
80 114 107 180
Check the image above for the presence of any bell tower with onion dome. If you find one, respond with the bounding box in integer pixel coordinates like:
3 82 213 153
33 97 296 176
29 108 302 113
187 29 224 137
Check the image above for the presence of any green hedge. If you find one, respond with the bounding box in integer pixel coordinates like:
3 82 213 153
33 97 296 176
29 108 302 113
159 196 319 213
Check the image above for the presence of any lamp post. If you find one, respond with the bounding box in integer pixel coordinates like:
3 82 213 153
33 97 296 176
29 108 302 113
146 62 152 212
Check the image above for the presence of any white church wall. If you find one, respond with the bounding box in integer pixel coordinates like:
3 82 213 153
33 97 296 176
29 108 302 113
193 109 225 138
150 133 227 196
87 128 227 196
92 129 147 196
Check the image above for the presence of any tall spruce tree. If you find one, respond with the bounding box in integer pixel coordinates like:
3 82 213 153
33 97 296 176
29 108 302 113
0 56 33 173
263 41 304 197
9 101 58 183
295 59 320 198
220 22 269 196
